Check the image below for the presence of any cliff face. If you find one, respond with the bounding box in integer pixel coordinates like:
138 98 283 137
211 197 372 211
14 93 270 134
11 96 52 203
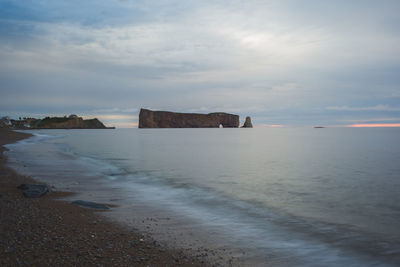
139 109 240 128
35 117 108 129
82 119 108 129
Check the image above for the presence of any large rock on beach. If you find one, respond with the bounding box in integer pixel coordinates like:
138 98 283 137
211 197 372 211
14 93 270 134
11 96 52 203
139 108 240 128
17 183 49 198
71 200 110 210
241 116 253 128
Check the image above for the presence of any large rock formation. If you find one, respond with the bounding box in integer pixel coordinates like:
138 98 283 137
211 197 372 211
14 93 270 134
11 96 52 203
139 109 240 128
241 116 253 128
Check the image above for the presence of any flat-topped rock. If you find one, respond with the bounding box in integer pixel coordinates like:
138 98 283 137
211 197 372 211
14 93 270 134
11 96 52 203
139 108 240 128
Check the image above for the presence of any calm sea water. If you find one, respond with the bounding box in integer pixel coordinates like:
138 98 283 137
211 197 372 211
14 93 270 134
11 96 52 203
6 128 400 266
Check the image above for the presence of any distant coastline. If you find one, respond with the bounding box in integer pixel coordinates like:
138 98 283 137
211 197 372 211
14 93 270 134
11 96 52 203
1 115 114 130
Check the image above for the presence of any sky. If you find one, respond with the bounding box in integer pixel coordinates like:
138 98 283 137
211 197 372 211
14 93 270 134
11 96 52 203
1 0 400 128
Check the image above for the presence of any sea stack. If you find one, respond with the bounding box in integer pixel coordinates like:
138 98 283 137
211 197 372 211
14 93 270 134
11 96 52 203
242 116 253 128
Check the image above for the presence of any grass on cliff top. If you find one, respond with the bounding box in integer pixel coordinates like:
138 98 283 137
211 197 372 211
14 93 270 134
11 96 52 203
36 117 72 127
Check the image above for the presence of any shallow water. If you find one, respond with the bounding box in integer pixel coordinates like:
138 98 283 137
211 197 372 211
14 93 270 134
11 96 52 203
6 128 400 266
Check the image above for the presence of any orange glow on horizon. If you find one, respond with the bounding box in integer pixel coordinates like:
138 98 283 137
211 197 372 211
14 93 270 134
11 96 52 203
256 124 284 128
347 123 400 128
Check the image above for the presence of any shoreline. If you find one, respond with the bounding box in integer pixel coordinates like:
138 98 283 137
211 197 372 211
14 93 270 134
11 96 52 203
0 129 214 266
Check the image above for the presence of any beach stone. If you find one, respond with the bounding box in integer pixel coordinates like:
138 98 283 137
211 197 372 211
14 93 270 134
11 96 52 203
17 183 49 198
71 200 110 210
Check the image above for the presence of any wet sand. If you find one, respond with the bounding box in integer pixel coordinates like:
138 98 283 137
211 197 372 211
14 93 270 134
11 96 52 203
0 129 214 266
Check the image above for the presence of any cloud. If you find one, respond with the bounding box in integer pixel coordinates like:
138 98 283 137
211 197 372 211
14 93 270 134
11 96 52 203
1 0 400 126
90 107 138 114
82 113 138 128
326 105 400 111
84 114 138 120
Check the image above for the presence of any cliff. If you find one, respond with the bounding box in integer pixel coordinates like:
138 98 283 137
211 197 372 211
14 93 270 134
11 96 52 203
7 116 113 129
139 109 240 128
34 117 110 129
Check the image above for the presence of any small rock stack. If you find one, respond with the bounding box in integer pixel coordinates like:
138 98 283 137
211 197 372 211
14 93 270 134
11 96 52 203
242 117 253 128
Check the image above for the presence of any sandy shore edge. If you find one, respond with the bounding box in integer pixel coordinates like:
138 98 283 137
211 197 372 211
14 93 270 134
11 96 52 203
0 129 213 266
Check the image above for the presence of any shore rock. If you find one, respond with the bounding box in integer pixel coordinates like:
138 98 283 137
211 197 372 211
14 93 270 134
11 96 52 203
139 108 240 128
17 184 49 198
71 200 110 210
241 117 253 128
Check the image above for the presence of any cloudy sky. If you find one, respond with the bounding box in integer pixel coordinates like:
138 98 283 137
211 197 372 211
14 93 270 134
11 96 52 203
1 0 400 127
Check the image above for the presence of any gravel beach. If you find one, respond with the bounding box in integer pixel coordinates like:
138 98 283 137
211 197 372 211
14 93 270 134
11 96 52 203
0 129 212 266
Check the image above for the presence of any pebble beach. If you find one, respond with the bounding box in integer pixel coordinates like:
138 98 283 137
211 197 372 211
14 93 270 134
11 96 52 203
0 129 212 266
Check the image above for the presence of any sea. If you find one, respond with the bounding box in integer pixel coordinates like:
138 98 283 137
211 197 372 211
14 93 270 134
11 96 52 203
5 128 400 266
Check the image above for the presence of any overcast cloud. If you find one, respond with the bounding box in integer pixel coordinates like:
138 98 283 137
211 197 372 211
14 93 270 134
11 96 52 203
1 0 400 127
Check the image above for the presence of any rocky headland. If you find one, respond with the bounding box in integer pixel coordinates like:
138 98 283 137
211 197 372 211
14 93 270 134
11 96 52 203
1 115 113 129
139 108 241 128
34 116 110 129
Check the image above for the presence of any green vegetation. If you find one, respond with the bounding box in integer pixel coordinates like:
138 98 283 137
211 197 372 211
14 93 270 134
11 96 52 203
36 116 71 127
